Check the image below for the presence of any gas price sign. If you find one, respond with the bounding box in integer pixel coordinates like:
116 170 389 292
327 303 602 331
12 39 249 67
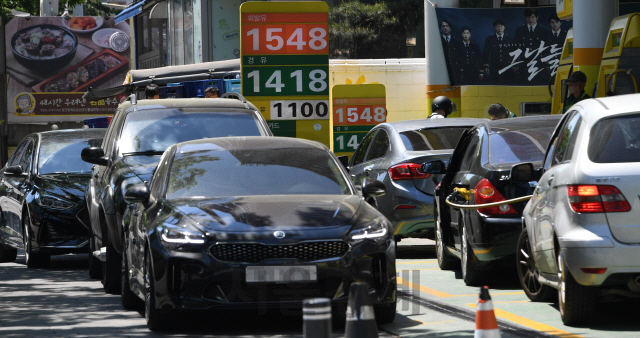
332 84 387 157
240 2 330 146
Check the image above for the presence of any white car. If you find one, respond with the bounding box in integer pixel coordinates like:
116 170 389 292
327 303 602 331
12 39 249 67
517 94 640 326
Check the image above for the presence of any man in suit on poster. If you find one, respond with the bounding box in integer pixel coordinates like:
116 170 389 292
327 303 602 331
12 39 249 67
440 20 461 85
457 27 484 84
548 14 567 48
514 8 550 85
483 19 516 85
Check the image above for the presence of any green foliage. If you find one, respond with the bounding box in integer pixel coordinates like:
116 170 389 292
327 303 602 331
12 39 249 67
0 0 119 21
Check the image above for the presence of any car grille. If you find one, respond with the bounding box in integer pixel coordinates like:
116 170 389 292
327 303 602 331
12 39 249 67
76 208 91 228
210 241 350 263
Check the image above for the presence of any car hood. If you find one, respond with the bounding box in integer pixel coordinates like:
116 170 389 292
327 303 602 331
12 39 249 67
35 173 91 202
121 155 163 182
169 195 363 233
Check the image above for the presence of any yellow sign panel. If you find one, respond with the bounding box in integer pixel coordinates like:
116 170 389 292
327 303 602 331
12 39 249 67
332 84 386 158
557 0 573 20
240 1 330 147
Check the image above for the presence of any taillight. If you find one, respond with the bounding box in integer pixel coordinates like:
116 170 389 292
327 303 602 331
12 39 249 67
388 163 430 180
568 185 631 213
580 268 607 274
474 179 517 216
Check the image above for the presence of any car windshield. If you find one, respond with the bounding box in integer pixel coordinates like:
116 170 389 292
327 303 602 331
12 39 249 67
589 113 640 163
38 131 105 174
400 127 468 151
118 109 264 156
489 127 554 165
166 148 351 199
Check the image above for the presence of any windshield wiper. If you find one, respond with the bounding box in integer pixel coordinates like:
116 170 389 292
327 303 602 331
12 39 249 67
122 150 165 157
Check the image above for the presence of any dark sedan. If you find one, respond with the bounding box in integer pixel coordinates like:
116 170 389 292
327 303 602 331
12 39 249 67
0 129 105 267
426 115 561 285
347 118 486 241
120 137 396 330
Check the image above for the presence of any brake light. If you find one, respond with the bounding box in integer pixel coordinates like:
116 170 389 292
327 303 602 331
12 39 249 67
388 163 431 180
568 185 631 213
395 205 416 210
474 179 517 216
580 268 607 274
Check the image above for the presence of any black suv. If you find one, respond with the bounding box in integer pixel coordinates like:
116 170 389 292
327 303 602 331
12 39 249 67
81 95 272 293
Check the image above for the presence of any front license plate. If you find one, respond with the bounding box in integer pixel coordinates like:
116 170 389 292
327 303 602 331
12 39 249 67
246 266 317 283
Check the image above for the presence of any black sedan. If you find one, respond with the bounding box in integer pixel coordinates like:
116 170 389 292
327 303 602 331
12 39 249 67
120 137 396 330
0 129 105 267
425 115 561 285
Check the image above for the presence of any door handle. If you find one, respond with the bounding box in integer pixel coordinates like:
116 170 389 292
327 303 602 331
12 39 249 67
535 185 541 193
364 169 371 176
547 176 554 184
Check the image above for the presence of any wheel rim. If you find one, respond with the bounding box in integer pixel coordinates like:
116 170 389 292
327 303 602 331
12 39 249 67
436 219 444 264
23 221 30 264
121 249 127 293
144 253 151 322
517 233 543 294
461 226 467 277
558 254 566 316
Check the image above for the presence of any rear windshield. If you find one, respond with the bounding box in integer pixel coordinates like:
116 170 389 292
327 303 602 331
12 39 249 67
118 109 264 156
400 127 468 151
489 127 554 165
589 113 640 163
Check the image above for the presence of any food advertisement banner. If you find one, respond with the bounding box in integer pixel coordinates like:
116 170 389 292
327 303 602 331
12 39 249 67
6 16 131 123
435 7 572 86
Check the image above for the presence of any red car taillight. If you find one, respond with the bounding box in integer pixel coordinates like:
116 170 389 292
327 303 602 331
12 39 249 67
568 185 631 213
388 163 430 181
474 178 517 216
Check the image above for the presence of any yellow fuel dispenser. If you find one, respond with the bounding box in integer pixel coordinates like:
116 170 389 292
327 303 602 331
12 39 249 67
551 28 574 115
596 13 640 97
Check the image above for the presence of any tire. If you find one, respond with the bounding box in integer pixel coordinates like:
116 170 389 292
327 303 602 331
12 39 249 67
23 214 49 268
516 228 555 302
102 239 121 294
374 302 396 325
88 237 102 280
121 244 142 310
460 224 483 286
145 249 170 331
0 244 18 263
558 253 597 326
435 209 458 270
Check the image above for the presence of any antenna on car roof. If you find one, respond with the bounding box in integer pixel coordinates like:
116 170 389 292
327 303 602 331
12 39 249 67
129 94 137 111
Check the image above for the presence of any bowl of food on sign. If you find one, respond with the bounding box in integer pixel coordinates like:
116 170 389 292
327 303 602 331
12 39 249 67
92 28 126 49
11 24 78 71
62 16 104 33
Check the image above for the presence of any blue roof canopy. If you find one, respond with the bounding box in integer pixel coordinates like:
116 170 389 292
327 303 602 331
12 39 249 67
115 1 146 24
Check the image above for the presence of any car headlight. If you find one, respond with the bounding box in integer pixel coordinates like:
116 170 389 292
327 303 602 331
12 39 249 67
350 217 389 240
35 193 76 210
159 223 206 250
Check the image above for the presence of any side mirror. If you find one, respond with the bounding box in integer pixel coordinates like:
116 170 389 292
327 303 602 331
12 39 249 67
511 162 534 182
124 184 150 204
4 165 23 176
363 179 387 198
81 147 108 166
337 155 349 169
422 160 447 174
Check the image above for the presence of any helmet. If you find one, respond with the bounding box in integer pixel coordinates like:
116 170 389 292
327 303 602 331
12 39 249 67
431 96 457 117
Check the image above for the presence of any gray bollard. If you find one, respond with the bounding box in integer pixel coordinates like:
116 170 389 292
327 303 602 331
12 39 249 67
303 298 332 338
345 282 378 338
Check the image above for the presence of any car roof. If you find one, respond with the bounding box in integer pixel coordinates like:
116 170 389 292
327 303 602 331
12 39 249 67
484 115 562 133
570 93 640 124
387 118 488 133
31 128 106 139
118 98 256 112
175 136 327 154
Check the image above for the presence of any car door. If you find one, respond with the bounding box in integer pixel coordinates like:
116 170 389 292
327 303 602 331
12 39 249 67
530 111 581 273
0 141 28 247
348 130 378 191
6 138 35 245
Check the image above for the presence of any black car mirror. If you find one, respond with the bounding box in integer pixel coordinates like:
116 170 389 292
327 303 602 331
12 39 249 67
124 184 150 205
4 165 23 176
81 147 108 166
362 179 387 198
422 160 447 174
337 155 349 169
511 162 534 182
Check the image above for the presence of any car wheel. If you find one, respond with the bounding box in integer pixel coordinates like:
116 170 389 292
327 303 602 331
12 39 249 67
435 209 458 270
88 236 102 279
23 214 49 268
516 228 555 302
374 302 396 325
558 253 596 326
102 239 121 294
461 224 483 286
145 249 170 331
121 242 142 310
0 243 18 263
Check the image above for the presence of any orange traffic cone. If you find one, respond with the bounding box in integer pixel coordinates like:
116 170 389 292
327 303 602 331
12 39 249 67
474 286 500 338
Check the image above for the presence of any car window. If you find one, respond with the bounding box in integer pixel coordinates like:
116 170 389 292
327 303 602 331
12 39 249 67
459 132 480 171
351 130 376 166
366 130 390 161
489 126 555 166
588 112 640 163
166 148 352 199
150 150 172 200
102 110 120 156
9 140 28 167
400 127 468 151
18 140 34 173
38 131 105 174
551 112 581 166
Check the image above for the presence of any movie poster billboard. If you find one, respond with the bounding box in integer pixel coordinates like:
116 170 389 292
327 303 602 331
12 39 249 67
6 16 131 123
435 7 573 86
